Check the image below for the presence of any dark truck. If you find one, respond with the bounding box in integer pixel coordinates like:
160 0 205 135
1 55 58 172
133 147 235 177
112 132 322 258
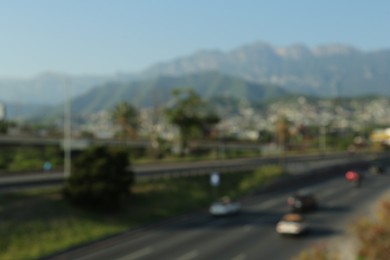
287 191 317 212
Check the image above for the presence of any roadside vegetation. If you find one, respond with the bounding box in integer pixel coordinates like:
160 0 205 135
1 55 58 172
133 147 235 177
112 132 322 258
353 200 390 259
0 165 283 259
0 146 63 173
63 146 134 211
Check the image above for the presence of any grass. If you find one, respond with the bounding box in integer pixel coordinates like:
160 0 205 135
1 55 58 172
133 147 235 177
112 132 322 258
0 165 283 259
0 190 129 259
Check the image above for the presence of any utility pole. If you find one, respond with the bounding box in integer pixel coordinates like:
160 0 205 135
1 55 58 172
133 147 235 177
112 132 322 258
332 78 341 150
319 124 327 152
64 79 72 178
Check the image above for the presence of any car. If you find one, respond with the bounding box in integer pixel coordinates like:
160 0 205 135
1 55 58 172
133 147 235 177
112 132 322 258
276 213 309 235
369 162 385 175
345 170 363 187
209 196 241 216
287 191 317 212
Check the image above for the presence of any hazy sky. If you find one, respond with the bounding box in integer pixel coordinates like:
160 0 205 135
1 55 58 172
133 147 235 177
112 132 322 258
1 0 389 78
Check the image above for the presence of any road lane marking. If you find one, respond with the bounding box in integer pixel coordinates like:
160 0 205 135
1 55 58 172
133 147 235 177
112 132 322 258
119 247 153 260
231 253 246 260
320 189 337 198
176 250 199 260
260 198 281 208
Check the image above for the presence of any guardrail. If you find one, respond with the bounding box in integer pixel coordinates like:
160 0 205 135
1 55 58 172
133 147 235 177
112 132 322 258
133 152 378 181
0 151 385 190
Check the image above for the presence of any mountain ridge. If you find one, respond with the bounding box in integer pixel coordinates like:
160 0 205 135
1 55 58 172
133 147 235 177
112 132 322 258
140 41 390 97
68 71 290 115
1 41 390 110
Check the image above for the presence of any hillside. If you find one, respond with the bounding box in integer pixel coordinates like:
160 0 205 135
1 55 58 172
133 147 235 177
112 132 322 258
69 72 289 114
0 72 135 106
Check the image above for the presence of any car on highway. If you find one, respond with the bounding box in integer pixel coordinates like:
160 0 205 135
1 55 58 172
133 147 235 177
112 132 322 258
345 170 363 187
287 191 317 212
209 196 241 216
276 213 309 235
369 162 385 175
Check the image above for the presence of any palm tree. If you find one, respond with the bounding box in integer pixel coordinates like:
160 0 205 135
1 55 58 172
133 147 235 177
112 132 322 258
275 115 290 150
112 101 139 140
165 88 220 155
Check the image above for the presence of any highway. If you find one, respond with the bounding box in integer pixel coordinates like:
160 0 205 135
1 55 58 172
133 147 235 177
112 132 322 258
47 163 390 260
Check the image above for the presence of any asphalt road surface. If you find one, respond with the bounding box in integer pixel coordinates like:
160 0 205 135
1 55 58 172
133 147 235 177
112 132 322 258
48 166 390 260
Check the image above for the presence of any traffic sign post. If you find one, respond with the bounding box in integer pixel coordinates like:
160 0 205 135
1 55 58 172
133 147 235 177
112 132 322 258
210 172 220 187
210 172 220 200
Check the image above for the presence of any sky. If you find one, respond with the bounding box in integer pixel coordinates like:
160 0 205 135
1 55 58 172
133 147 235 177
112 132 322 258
1 0 389 78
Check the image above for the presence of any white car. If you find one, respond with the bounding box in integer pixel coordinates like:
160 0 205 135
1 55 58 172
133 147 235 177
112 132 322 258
276 213 309 235
209 197 241 216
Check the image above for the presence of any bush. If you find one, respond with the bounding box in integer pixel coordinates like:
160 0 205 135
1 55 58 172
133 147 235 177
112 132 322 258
352 200 390 260
8 148 45 171
1 146 63 172
63 146 134 211
293 242 338 260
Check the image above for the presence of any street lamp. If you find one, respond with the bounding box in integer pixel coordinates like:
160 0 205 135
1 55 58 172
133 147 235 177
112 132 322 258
64 79 71 178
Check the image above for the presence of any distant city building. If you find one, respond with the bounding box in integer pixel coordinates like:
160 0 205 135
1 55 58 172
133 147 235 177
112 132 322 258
371 128 390 146
0 102 6 120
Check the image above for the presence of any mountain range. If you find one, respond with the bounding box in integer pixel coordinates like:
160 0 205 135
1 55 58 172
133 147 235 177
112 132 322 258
0 72 134 105
141 42 390 96
1 41 390 119
62 72 288 115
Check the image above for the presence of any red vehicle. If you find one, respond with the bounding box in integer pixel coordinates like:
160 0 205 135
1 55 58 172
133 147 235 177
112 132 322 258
345 170 362 187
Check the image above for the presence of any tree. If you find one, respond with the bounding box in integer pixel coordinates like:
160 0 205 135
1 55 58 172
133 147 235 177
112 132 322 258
112 101 139 140
165 88 220 155
63 146 133 211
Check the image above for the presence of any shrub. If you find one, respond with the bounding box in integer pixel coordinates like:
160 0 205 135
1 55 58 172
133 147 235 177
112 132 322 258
293 242 339 260
63 146 134 211
8 148 44 171
352 200 390 260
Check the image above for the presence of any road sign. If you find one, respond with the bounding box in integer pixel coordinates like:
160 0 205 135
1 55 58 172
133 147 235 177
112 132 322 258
210 172 220 187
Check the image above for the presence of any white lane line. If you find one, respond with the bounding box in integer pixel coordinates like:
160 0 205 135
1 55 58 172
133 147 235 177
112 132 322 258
260 198 281 208
176 250 199 260
231 253 247 260
119 246 153 260
320 189 338 198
